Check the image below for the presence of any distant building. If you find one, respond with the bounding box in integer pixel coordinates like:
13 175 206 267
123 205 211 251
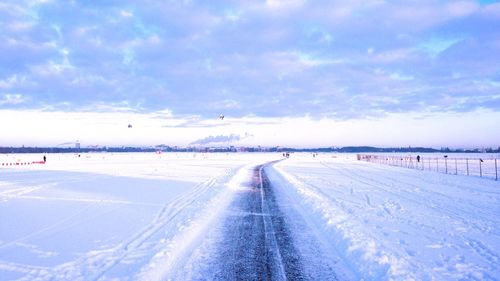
75 141 80 150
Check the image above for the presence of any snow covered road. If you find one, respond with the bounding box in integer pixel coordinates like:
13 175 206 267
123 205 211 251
165 162 355 280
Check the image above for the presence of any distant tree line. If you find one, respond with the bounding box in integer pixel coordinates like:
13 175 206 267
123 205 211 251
276 146 500 153
0 146 157 154
1 145 499 154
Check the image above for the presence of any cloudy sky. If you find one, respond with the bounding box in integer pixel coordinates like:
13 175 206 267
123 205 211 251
1 0 499 148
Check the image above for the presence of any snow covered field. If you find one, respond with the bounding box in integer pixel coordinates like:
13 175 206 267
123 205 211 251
1 152 499 280
0 153 280 280
271 153 500 280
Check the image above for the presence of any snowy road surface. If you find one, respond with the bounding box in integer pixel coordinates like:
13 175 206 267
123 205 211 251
163 162 355 280
1 153 500 280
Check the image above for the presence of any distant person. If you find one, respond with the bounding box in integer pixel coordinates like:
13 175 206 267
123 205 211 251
416 155 420 162
43 155 46 163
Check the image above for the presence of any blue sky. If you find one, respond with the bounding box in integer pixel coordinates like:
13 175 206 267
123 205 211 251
0 0 499 148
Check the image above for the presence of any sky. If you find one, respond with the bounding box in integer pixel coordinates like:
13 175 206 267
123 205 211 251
0 0 499 148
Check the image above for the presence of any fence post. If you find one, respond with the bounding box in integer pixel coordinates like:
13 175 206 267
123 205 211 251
444 156 448 174
479 160 482 177
455 159 457 175
436 158 439 172
466 158 469 176
495 159 498 181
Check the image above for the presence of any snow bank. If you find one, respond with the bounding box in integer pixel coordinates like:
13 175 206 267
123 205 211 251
136 162 260 280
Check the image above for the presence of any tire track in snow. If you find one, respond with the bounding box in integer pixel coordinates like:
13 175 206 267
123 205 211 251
0 183 56 199
257 164 298 281
187 163 300 280
90 175 222 280
181 162 342 280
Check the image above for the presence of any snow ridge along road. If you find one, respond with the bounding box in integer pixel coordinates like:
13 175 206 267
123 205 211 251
167 161 353 280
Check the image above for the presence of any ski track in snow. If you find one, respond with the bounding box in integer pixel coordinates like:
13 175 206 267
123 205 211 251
13 171 235 281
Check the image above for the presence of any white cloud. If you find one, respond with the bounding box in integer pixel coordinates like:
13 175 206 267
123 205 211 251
122 49 134 65
120 10 134 18
80 101 142 113
293 51 344 67
224 9 241 22
0 75 25 89
7 21 34 31
0 94 27 105
418 37 464 56
210 99 240 110
0 0 498 140
389 72 414 81
30 60 73 76
446 1 480 17
266 0 305 10
370 48 414 63
28 0 53 6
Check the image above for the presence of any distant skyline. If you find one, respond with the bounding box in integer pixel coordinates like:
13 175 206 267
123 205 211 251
1 0 499 148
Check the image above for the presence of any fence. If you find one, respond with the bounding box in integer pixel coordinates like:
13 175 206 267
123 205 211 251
357 154 498 181
1 161 45 167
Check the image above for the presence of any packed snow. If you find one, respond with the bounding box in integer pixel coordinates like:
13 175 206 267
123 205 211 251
1 152 499 280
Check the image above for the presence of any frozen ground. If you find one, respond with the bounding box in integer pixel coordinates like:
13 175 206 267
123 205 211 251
1 152 499 280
